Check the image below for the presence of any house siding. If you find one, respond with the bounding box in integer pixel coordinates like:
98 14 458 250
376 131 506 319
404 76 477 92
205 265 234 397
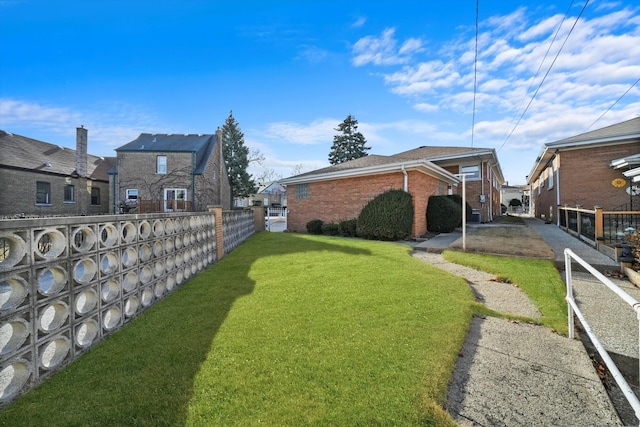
286 171 445 237
534 143 640 220
0 168 110 217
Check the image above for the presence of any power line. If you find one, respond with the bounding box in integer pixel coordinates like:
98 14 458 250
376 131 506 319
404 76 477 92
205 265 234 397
585 77 640 131
500 0 575 144
498 0 590 151
471 0 479 148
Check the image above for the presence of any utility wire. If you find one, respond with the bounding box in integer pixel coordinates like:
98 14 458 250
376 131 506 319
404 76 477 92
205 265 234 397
471 0 479 147
498 0 590 151
500 0 574 144
585 77 640 131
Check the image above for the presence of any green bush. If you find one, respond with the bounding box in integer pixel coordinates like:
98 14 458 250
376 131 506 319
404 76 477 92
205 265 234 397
321 223 340 236
509 198 522 207
338 219 358 237
356 190 413 241
447 194 473 222
306 219 324 235
427 195 462 233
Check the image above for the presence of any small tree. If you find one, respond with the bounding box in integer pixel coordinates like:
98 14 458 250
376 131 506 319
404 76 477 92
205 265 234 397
509 198 522 207
221 111 256 202
328 115 370 165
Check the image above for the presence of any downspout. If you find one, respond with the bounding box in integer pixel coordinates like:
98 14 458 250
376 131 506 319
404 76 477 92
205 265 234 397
112 172 117 214
191 152 196 211
556 165 561 226
481 161 486 222
401 164 408 191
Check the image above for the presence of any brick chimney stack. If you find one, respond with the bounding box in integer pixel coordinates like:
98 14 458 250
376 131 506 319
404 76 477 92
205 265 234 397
76 125 88 177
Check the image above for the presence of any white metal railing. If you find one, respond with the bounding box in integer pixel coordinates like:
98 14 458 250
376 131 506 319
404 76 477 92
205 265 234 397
564 248 640 424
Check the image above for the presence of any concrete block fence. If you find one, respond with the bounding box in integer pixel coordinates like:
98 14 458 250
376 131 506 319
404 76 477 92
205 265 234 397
0 207 256 407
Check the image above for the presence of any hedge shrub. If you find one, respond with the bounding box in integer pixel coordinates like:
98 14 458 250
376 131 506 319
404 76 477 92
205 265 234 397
447 194 473 222
338 219 358 237
306 219 324 235
427 195 461 233
321 222 339 236
356 190 413 241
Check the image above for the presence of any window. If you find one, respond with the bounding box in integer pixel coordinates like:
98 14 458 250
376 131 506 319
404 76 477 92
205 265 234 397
295 183 309 199
91 187 101 205
64 185 75 203
548 165 554 189
126 189 138 200
460 165 480 180
157 156 167 174
36 181 51 205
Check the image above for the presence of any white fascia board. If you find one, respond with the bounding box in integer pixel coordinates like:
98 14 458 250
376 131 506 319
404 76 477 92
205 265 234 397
623 167 640 178
548 134 640 150
278 159 460 186
425 149 495 163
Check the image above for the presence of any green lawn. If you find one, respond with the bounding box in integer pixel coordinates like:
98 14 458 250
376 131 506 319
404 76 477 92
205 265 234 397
443 250 568 335
0 233 475 426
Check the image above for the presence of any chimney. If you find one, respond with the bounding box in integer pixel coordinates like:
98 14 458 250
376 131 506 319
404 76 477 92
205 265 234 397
76 125 88 177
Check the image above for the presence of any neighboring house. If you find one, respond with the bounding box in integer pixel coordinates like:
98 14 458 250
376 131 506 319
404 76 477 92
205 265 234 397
0 127 114 217
237 181 287 208
527 117 640 222
111 130 231 213
501 184 528 213
278 146 504 238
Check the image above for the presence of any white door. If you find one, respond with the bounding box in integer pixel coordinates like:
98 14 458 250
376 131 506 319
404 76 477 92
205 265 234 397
164 189 187 212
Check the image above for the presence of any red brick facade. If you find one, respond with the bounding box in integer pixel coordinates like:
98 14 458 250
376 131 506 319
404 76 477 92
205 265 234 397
533 143 640 221
285 171 446 237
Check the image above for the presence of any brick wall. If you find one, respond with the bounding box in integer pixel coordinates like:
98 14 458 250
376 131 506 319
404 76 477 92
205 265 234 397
286 171 445 237
534 143 640 220
0 168 110 217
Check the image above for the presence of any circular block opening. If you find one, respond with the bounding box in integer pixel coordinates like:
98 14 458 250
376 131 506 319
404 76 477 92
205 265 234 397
138 244 152 262
154 280 165 298
181 217 190 231
75 289 98 315
0 277 29 310
164 219 175 235
164 238 174 254
121 222 137 244
99 224 119 248
152 240 164 258
122 247 138 268
37 266 67 296
175 252 184 267
153 261 165 278
139 265 153 285
122 271 139 292
73 257 97 284
165 255 175 272
176 269 184 285
138 221 152 240
40 337 70 369
34 228 66 260
174 235 183 250
183 250 191 263
76 319 98 348
39 302 69 332
141 288 153 307
71 226 96 253
190 234 196 245
0 234 27 269
0 319 29 356
100 252 119 275
0 360 31 400
101 280 120 303
102 307 121 331
166 274 176 291
124 296 139 317
152 220 164 237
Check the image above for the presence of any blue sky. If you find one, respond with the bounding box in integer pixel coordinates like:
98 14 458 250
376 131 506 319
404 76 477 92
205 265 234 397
1 0 639 185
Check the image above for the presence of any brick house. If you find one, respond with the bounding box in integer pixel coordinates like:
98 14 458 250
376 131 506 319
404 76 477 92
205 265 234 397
0 127 114 217
278 147 504 237
527 117 640 222
111 130 231 213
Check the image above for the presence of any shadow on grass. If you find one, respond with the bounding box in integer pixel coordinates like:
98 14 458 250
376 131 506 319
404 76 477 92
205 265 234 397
0 232 371 426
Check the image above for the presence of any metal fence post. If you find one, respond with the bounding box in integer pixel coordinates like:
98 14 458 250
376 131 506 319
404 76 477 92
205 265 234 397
564 249 574 339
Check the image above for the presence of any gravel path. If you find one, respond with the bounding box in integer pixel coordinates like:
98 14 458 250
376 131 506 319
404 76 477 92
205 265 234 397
412 251 541 318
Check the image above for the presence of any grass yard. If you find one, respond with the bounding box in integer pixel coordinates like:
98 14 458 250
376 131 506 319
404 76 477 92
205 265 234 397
443 250 568 335
0 233 475 426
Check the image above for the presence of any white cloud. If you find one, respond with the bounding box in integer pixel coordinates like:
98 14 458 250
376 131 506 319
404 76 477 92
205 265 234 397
351 28 421 66
263 118 337 145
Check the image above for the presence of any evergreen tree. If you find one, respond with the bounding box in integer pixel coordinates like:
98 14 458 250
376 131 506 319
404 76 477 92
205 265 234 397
328 115 370 165
221 111 255 200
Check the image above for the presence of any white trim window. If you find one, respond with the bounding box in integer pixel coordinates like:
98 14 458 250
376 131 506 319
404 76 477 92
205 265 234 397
460 165 480 180
36 181 51 205
64 184 75 203
548 165 554 189
157 155 167 174
126 189 138 200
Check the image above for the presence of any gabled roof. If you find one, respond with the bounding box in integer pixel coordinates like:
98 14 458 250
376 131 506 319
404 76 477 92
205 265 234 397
528 117 640 183
115 133 218 175
392 146 494 161
278 154 460 186
0 130 115 181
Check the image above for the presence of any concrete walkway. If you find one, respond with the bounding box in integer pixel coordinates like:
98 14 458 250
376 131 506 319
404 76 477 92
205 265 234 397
411 217 638 426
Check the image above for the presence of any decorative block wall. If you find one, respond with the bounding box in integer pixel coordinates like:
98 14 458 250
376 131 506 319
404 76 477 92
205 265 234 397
0 210 255 407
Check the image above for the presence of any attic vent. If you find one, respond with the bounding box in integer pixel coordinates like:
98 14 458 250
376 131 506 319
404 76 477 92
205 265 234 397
184 133 189 136
141 145 145 149
152 137 157 143
44 161 51 167
58 145 64 150
198 134 202 137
